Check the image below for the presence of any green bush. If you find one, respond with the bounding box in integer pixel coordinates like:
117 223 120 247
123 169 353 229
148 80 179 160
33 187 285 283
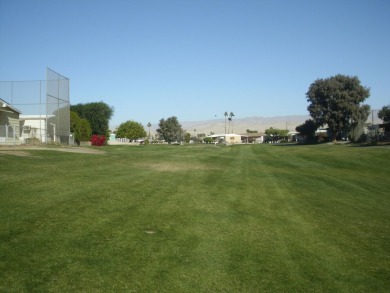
24 137 41 145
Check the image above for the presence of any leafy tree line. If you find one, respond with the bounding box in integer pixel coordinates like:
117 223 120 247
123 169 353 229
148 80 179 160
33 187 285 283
264 127 288 137
70 112 92 146
296 74 371 143
378 105 390 122
68 77 389 145
378 105 390 138
264 127 289 142
70 102 113 137
295 120 318 144
116 120 146 141
156 116 184 144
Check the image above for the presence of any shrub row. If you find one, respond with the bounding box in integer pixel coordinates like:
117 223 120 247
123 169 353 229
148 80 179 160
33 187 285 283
90 135 106 146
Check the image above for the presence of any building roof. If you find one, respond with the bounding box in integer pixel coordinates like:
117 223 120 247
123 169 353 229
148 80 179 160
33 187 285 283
379 122 390 130
207 133 242 138
240 132 264 138
0 98 22 114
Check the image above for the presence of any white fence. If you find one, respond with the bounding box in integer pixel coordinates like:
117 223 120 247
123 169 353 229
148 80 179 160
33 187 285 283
0 124 60 146
0 125 21 146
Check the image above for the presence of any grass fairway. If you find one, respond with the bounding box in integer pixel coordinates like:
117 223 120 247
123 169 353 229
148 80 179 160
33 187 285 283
0 144 389 292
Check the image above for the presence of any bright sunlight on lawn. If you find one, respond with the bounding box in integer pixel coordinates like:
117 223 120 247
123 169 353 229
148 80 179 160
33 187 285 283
0 144 389 292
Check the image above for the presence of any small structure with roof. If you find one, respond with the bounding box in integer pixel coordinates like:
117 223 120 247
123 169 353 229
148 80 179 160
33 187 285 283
0 98 22 145
241 132 265 143
19 115 55 144
207 133 242 144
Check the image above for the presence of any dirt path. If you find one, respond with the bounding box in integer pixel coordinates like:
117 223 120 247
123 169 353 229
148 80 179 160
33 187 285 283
0 145 106 155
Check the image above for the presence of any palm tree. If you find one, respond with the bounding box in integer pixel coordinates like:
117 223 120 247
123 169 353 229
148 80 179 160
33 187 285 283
228 117 232 133
224 111 228 134
229 112 235 133
147 122 151 140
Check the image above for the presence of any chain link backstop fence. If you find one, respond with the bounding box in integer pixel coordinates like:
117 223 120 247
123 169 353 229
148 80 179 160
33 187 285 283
0 68 70 146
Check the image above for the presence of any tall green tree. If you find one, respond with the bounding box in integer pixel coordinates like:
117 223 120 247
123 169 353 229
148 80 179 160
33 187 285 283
116 120 146 140
306 74 370 140
156 116 184 144
229 112 235 133
265 127 289 137
184 132 191 143
224 111 228 134
295 119 318 144
378 105 390 122
147 122 152 140
70 111 92 146
349 104 371 142
70 101 113 136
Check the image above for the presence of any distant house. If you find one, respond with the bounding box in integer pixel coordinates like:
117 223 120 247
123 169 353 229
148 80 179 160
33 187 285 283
19 115 55 144
379 123 390 140
0 98 22 145
207 133 242 144
241 132 264 143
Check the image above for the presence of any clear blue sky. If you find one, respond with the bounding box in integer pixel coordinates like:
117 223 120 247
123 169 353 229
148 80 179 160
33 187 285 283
1 0 389 127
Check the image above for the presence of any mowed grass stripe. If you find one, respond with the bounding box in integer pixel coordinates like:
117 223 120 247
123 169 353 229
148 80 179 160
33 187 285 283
0 144 389 291
258 145 390 291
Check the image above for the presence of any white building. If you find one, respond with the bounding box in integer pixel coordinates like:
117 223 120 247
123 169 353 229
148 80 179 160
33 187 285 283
19 115 55 144
207 133 242 144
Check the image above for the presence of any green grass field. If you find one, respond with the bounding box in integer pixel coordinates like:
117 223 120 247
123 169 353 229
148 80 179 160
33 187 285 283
0 143 389 292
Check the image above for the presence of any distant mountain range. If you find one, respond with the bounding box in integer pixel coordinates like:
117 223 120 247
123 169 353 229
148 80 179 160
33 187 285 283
180 115 312 135
181 112 383 135
112 113 383 135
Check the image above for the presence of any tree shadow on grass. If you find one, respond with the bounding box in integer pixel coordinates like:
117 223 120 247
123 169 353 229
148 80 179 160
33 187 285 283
268 143 305 147
269 142 328 147
350 142 390 148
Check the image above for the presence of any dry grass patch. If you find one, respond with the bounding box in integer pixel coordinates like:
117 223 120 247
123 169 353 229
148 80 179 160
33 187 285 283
0 145 106 155
0 150 32 157
134 161 215 172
